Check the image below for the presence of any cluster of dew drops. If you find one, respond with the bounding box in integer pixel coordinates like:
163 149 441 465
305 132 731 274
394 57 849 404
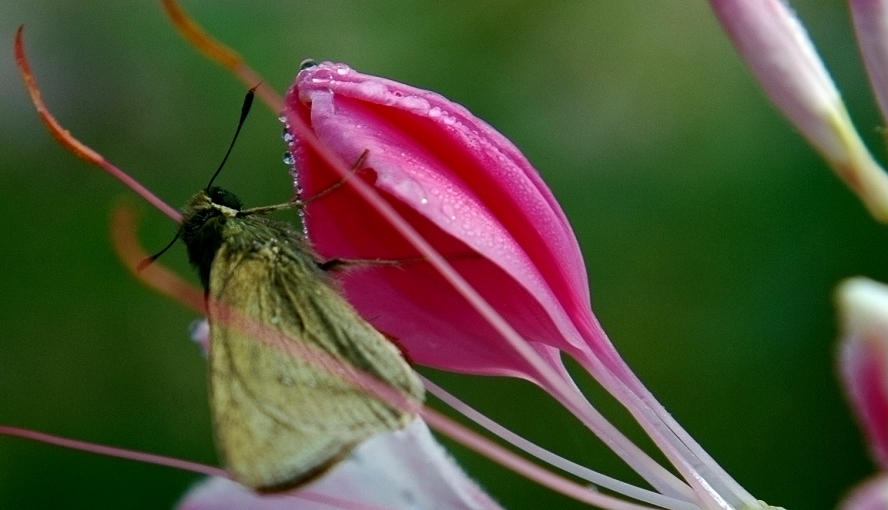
279 117 307 236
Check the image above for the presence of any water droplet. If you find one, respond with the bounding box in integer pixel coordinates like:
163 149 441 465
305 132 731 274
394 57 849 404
428 106 442 118
420 198 428 204
357 80 388 98
443 116 456 126
281 126 293 143
300 58 318 70
442 203 456 221
335 64 351 75
312 69 334 82
278 114 287 123
400 96 429 111
283 152 295 166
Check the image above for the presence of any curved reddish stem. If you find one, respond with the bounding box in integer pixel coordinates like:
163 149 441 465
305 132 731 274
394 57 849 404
14 26 181 222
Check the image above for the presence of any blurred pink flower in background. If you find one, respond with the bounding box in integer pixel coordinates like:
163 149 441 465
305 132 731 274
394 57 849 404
710 0 888 223
711 0 888 507
838 279 888 510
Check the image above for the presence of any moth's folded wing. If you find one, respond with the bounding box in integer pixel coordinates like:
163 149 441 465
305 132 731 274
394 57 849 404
207 251 420 491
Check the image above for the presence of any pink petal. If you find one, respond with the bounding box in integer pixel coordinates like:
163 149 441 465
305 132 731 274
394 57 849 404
285 62 599 378
850 0 888 125
837 277 888 469
177 418 503 510
709 0 847 162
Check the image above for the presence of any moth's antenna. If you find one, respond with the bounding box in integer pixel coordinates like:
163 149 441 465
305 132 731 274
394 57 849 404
205 84 259 191
140 85 259 271
137 231 181 271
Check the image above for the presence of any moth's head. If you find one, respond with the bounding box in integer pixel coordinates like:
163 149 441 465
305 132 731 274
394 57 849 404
185 186 243 220
207 186 243 211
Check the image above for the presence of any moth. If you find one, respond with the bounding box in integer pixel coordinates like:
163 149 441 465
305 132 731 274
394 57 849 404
166 88 424 492
178 185 424 492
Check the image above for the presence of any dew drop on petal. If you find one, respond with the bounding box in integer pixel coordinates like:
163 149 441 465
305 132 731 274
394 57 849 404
442 203 456 222
428 106 442 118
281 126 293 143
312 69 334 82
335 64 351 75
400 95 429 112
283 152 295 166
358 80 389 100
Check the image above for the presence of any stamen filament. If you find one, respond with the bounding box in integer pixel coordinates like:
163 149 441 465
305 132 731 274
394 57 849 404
423 377 700 510
14 26 181 223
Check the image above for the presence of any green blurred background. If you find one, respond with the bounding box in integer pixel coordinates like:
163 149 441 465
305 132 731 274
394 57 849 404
0 1 883 508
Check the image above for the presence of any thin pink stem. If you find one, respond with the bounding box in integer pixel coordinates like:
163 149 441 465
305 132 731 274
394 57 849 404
0 423 226 477
567 346 741 510
0 424 398 510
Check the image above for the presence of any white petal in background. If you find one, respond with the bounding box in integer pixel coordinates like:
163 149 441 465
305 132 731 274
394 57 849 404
178 418 504 510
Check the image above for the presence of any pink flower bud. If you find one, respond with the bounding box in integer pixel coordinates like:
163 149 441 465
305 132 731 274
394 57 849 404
285 61 598 379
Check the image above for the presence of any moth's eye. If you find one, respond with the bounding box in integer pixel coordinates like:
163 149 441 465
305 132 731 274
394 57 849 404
208 187 243 211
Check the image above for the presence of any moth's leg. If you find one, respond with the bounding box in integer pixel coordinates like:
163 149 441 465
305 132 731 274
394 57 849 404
319 251 478 273
379 330 414 365
303 149 370 204
319 256 424 273
238 149 370 217
238 200 303 217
